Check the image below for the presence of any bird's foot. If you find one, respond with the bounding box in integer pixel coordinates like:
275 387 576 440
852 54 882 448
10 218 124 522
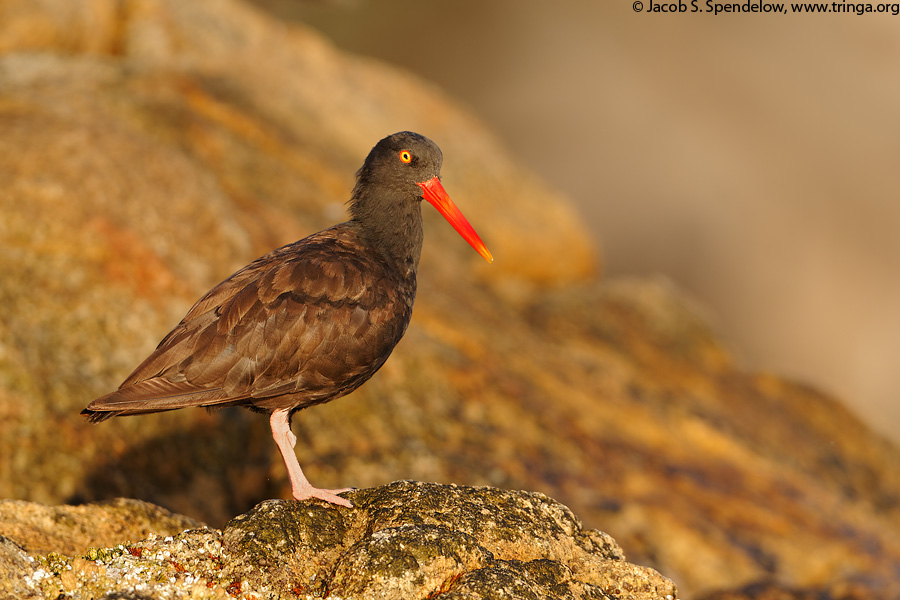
293 486 355 508
270 410 355 508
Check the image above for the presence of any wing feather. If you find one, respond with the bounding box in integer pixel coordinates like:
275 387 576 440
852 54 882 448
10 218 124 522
84 224 414 418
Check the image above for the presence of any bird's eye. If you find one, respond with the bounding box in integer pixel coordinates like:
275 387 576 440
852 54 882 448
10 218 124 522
399 150 412 163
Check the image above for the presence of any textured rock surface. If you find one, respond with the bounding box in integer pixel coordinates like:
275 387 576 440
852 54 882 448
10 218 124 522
0 497 202 556
0 483 676 600
0 497 204 600
1 1 900 599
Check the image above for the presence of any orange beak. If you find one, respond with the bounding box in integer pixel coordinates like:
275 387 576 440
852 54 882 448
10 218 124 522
417 176 493 263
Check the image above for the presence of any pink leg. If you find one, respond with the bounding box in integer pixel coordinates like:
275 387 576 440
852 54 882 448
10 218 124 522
269 409 353 508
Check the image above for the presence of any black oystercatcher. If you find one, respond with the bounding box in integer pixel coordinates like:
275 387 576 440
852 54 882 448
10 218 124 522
82 131 492 508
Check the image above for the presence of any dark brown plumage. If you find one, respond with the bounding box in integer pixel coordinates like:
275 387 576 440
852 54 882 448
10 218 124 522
82 131 492 507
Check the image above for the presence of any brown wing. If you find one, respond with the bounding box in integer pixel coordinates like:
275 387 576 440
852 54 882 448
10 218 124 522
83 224 414 420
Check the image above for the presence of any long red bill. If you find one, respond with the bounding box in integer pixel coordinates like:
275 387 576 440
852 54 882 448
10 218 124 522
417 176 493 263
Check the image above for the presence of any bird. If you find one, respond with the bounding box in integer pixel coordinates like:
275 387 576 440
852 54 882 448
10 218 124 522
82 131 492 508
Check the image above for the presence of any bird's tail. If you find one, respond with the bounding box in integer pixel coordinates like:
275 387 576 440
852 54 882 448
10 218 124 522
82 378 231 421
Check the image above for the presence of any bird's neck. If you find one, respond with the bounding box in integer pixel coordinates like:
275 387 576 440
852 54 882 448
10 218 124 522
349 189 424 277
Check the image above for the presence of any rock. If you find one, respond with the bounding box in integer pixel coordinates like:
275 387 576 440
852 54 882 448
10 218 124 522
0 498 205 599
1 1 900 599
0 0 593 524
0 498 202 556
0 483 676 600
0 535 39 600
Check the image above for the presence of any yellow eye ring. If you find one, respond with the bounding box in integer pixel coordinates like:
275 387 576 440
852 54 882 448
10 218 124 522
399 150 412 163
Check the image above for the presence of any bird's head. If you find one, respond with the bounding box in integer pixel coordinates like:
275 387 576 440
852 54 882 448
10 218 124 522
352 131 492 263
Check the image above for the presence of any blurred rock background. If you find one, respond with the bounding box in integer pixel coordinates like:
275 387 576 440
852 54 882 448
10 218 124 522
257 0 900 444
1 1 900 599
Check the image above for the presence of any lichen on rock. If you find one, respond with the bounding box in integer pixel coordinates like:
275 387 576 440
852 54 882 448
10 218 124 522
1 482 676 600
